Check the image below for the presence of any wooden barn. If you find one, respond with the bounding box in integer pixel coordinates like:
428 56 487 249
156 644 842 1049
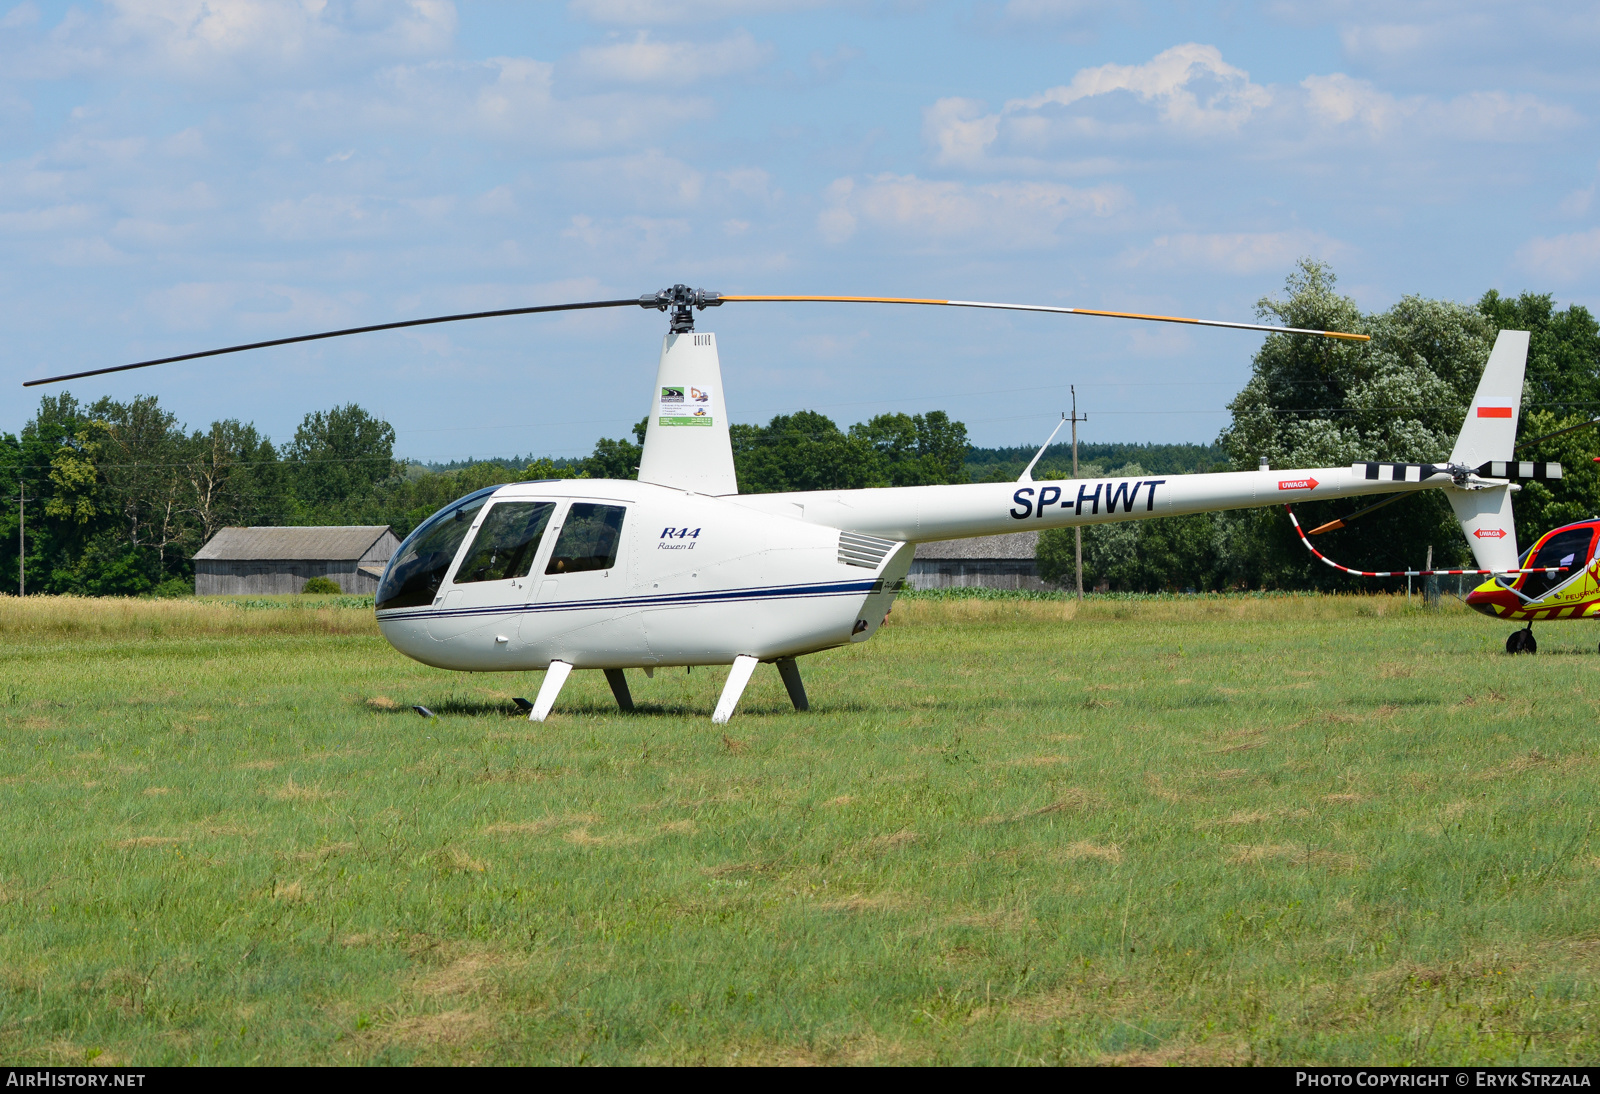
907 531 1048 591
192 526 400 596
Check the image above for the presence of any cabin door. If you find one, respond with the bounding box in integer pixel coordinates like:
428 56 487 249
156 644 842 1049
426 500 557 644
525 501 649 664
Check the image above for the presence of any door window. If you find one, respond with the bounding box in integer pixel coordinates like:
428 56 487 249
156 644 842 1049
546 504 627 574
454 502 556 584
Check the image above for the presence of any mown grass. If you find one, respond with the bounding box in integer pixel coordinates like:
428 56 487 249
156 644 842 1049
1 591 1598 1065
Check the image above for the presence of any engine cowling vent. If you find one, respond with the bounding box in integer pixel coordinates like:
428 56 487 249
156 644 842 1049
838 531 898 569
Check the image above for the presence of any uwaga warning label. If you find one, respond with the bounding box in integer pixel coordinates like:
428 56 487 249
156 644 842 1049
659 385 714 427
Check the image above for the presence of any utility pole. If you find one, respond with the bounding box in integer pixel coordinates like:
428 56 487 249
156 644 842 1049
16 480 23 598
1070 386 1088 601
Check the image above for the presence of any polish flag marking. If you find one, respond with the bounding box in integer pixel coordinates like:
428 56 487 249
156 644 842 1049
1477 406 1514 418
1474 528 1508 539
1277 478 1319 491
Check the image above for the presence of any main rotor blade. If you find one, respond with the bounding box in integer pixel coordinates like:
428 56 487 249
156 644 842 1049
28 284 1367 388
24 298 642 386
1307 491 1407 535
719 295 1370 342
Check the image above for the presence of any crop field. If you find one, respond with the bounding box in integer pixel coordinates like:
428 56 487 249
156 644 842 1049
2 591 1599 1065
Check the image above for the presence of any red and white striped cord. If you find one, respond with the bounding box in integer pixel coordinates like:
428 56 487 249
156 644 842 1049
1285 505 1562 578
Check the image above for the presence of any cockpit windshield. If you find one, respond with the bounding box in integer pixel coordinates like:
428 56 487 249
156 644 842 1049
375 486 499 610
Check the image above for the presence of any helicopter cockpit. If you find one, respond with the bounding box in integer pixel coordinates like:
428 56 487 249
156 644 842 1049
1515 523 1598 601
376 485 632 613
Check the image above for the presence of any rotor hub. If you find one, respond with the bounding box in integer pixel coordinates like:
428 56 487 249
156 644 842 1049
639 284 722 333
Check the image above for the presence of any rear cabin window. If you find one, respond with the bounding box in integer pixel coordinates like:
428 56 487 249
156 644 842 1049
546 504 626 574
454 502 556 584
1520 526 1595 600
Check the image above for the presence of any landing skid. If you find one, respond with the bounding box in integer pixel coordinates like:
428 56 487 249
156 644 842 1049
512 657 812 723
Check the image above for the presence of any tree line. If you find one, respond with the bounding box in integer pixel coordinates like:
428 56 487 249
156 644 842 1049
0 396 971 596
3 259 1596 596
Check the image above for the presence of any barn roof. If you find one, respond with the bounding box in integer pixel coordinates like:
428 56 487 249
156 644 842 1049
194 526 393 562
914 531 1038 560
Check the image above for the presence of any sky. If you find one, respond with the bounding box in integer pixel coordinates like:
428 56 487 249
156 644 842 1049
2 0 1598 463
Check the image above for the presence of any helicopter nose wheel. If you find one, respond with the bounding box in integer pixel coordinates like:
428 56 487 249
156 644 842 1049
1507 626 1537 655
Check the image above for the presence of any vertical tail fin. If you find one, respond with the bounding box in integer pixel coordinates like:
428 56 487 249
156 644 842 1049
1448 329 1530 571
1449 329 1529 468
637 331 739 495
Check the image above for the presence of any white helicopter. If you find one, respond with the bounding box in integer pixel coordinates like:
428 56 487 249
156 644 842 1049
29 286 1557 723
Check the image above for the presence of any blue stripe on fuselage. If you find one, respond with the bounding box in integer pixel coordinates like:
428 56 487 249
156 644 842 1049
376 578 879 623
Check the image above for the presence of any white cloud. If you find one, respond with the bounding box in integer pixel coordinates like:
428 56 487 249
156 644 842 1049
0 2 39 29
1121 231 1346 275
475 185 517 215
718 166 775 201
927 43 1271 168
564 149 705 206
11 0 457 83
1302 73 1581 140
1337 21 1431 58
926 43 1582 172
569 0 837 23
145 281 357 332
0 203 98 232
365 57 707 148
816 173 1125 248
574 30 771 84
260 193 380 240
1000 0 1124 21
924 98 1000 168
560 213 691 262
1517 229 1600 281
1011 43 1270 131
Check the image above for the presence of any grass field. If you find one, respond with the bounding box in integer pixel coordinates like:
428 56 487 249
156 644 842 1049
2 591 1599 1065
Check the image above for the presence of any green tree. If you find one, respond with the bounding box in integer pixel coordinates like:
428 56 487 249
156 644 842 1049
285 404 397 518
581 418 647 481
851 410 970 486
183 419 287 543
732 411 883 493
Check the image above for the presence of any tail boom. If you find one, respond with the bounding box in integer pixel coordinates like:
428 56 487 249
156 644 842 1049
736 463 1448 542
